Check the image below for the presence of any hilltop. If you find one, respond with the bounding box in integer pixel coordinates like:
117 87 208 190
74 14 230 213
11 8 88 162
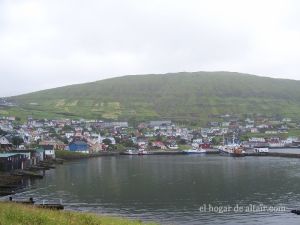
3 71 300 123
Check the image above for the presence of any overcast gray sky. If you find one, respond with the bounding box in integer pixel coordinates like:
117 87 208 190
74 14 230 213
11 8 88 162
1 0 300 97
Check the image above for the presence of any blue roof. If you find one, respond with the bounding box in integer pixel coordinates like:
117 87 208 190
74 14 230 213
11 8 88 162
0 153 20 158
70 141 88 145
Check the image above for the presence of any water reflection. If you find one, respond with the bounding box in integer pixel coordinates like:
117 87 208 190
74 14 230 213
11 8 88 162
13 155 300 225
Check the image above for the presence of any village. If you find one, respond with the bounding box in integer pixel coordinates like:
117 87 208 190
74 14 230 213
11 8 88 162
1 114 300 173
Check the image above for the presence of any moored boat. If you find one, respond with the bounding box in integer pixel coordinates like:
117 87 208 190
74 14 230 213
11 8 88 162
218 145 245 157
218 135 245 157
254 147 269 153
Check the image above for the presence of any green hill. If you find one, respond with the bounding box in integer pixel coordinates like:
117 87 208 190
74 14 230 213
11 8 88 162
4 71 300 123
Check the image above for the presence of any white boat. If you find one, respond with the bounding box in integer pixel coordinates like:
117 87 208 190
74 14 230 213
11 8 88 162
183 148 207 154
122 149 139 155
254 147 269 153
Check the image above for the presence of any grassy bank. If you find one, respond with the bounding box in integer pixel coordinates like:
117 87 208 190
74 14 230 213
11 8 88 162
55 150 119 160
0 202 158 225
55 150 90 160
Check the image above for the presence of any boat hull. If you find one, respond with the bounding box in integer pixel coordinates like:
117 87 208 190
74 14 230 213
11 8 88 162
218 149 245 157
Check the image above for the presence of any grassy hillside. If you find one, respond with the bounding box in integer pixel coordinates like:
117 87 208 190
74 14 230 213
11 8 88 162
0 202 157 225
3 71 300 123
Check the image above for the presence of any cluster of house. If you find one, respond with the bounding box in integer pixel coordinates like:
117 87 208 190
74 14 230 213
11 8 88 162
1 114 300 172
242 137 300 148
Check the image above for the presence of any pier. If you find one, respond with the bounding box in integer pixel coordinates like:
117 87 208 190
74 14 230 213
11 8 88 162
246 152 300 158
6 197 64 210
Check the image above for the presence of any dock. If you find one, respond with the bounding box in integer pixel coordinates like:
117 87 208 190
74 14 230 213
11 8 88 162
245 152 300 158
7 197 35 204
11 170 44 179
37 203 64 210
5 197 64 210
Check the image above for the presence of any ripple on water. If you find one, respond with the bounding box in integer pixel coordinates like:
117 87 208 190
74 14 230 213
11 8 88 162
15 155 300 225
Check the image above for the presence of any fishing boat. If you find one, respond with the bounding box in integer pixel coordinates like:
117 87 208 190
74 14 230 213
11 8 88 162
218 135 245 157
183 148 207 154
218 145 245 157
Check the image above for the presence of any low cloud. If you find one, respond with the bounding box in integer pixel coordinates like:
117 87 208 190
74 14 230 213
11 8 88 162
0 0 299 96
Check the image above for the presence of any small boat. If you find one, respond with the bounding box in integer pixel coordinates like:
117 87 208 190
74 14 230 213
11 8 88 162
121 149 139 155
183 148 207 154
254 147 269 153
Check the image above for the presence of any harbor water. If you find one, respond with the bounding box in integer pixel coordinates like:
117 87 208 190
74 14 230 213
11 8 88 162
8 153 300 225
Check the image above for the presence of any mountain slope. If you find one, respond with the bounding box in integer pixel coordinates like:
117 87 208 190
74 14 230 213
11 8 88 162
5 71 300 122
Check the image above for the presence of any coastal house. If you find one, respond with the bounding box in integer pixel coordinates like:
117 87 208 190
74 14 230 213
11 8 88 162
268 137 285 148
152 141 167 150
40 145 56 159
250 128 259 133
35 148 45 162
0 153 26 172
137 137 148 147
39 140 66 150
65 132 74 139
69 140 89 153
10 150 40 167
193 139 203 144
0 136 13 150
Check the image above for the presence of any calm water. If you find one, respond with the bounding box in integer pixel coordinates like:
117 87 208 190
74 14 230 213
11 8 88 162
270 148 300 154
9 155 300 224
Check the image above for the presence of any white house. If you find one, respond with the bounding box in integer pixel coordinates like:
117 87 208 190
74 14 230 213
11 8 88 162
0 136 10 145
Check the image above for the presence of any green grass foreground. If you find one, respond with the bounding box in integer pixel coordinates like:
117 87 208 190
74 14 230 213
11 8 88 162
0 202 158 225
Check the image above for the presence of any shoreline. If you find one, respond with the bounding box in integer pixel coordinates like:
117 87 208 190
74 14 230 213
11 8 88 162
55 149 220 160
2 149 300 224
